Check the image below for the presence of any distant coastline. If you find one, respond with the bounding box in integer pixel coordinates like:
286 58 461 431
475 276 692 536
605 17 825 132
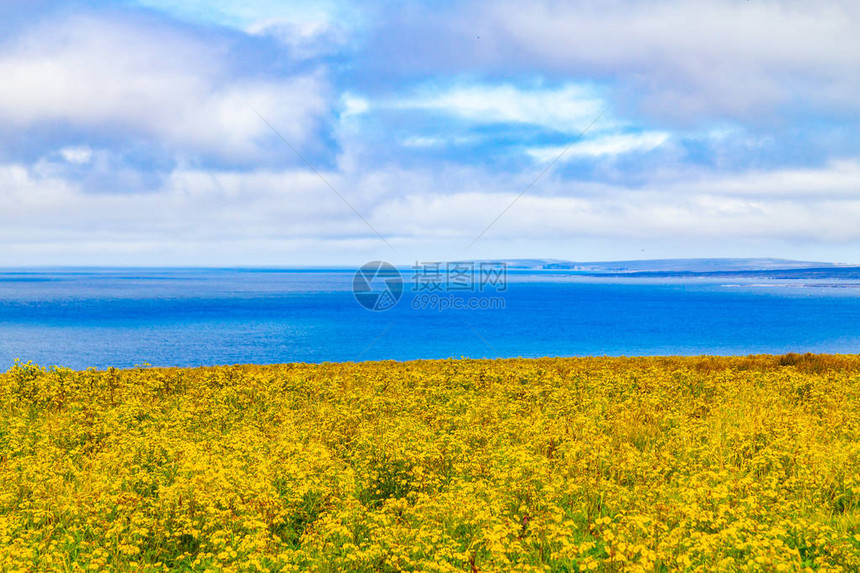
453 257 860 284
459 257 855 273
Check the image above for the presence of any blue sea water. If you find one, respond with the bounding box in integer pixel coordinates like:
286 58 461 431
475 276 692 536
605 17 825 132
1 268 859 370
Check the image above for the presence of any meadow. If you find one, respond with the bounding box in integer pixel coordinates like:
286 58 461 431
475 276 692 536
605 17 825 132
1 354 859 572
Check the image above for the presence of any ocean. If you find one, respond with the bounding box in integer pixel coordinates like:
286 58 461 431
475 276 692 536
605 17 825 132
1 267 859 370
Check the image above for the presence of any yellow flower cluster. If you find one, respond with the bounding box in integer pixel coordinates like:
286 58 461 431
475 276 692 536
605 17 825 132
1 354 859 571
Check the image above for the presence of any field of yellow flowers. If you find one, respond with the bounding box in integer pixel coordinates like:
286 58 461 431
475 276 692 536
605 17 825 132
1 354 859 572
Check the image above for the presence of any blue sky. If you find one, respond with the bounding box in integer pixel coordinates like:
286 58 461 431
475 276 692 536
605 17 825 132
1 0 859 265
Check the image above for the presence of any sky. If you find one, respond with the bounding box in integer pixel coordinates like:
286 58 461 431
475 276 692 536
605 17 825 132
1 0 859 266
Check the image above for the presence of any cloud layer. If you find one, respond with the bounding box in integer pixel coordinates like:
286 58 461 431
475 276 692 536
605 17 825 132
0 14 328 161
1 1 859 265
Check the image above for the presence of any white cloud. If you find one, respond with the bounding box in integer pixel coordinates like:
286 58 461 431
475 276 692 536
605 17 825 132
126 0 348 30
246 19 347 59
0 15 329 159
527 132 669 162
375 162 860 245
59 146 93 165
669 159 860 199
427 0 860 122
340 93 370 118
3 156 860 265
402 136 445 148
394 83 605 132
